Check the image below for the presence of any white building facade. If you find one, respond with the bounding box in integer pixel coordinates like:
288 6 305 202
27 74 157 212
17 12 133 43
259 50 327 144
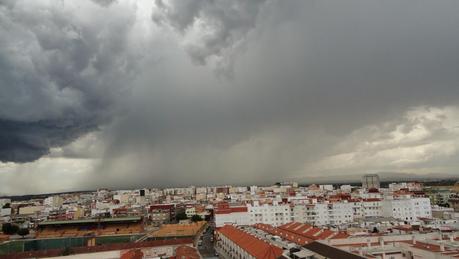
247 201 291 226
382 197 432 221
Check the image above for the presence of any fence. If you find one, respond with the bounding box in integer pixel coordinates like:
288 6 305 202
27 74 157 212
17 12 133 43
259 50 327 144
0 238 193 259
0 234 143 255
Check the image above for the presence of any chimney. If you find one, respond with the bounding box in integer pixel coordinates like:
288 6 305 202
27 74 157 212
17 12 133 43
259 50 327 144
412 236 416 245
367 239 372 248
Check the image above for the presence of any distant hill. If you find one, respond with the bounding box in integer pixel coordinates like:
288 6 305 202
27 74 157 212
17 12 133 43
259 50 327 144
294 172 459 186
0 190 94 201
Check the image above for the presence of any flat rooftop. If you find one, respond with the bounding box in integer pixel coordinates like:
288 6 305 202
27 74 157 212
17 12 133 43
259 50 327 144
38 216 142 226
151 221 206 238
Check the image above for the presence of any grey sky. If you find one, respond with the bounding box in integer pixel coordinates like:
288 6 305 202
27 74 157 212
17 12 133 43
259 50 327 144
1 0 459 195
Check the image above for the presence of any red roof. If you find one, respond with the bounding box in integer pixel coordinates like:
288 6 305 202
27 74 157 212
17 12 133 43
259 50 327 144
296 224 312 233
332 232 350 239
254 223 312 245
286 222 303 230
304 228 322 237
218 225 283 259
175 245 200 259
363 198 382 202
316 229 335 239
214 202 248 214
121 249 143 259
214 207 247 214
278 222 349 240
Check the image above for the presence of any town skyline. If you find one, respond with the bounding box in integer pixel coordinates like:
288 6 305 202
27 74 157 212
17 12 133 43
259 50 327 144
2 174 459 258
2 172 458 197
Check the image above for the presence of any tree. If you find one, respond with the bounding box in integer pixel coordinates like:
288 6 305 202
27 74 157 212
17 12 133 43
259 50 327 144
191 215 203 222
17 228 30 238
1 223 19 235
176 212 188 221
2 203 10 209
372 227 379 233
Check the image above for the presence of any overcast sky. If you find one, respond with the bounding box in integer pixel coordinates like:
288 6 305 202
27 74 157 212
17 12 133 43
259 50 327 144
1 0 459 195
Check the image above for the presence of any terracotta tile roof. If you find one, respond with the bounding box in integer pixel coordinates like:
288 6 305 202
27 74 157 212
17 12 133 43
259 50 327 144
316 229 335 239
331 231 350 239
296 224 312 233
254 223 312 245
285 222 303 230
175 245 200 259
152 221 206 238
121 249 144 259
218 225 283 259
214 206 247 214
362 198 382 202
277 222 349 240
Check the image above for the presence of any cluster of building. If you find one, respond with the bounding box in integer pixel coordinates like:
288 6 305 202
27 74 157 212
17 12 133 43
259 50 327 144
216 223 459 259
2 174 459 258
214 176 433 231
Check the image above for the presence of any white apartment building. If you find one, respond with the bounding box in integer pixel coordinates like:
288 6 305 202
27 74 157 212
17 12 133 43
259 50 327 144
247 201 291 226
328 201 354 225
319 185 334 191
292 203 329 226
44 196 63 208
361 199 383 217
214 205 250 227
340 185 353 193
195 187 207 194
382 197 432 222
352 199 383 218
292 201 354 226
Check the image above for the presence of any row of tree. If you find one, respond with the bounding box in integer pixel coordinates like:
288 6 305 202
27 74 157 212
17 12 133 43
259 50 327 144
1 223 29 237
176 212 203 222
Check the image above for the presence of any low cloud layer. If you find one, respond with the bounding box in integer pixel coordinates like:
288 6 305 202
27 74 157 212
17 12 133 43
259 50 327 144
309 106 459 175
1 0 459 194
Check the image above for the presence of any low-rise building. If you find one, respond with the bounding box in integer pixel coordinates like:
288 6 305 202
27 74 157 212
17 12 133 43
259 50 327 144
214 202 249 227
149 204 175 226
216 225 283 259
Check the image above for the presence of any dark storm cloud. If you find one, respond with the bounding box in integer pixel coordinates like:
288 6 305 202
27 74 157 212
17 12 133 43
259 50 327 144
3 0 459 194
0 0 137 162
0 119 96 162
85 0 459 189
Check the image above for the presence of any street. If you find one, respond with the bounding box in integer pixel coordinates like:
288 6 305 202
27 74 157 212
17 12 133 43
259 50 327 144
198 226 217 258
